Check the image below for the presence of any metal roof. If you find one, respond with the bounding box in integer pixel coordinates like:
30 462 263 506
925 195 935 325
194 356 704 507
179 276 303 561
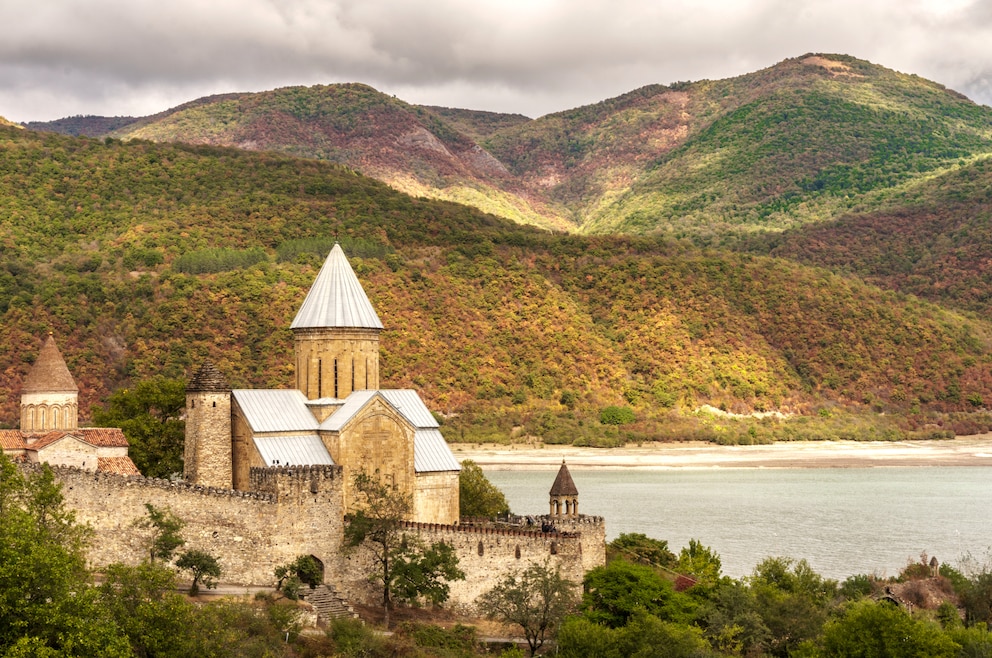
414 429 461 473
320 389 378 432
379 390 439 429
253 435 334 467
290 244 384 330
232 390 318 433
320 389 439 432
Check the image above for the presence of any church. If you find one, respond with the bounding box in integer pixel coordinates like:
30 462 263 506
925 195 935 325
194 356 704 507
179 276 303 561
0 333 139 475
183 244 462 524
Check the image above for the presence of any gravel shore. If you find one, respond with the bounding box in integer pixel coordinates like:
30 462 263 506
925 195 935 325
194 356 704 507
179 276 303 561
449 434 992 470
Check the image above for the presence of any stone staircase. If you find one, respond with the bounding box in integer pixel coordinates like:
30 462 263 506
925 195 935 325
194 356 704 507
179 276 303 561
304 584 358 623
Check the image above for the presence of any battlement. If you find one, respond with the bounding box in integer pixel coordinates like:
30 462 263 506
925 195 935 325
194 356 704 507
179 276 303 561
249 464 343 500
19 461 276 502
400 519 579 540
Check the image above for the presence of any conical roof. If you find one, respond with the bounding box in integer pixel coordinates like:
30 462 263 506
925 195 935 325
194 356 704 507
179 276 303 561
22 334 78 394
187 360 230 392
290 244 384 330
549 460 579 496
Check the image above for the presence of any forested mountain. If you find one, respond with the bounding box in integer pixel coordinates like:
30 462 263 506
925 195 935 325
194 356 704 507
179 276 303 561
27 54 992 244
2 124 991 443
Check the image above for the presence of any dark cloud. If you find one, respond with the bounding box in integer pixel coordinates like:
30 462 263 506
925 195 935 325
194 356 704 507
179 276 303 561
1 0 990 122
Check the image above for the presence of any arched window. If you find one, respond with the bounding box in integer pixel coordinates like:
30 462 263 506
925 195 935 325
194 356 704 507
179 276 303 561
550 542 558 555
515 545 521 559
478 541 484 557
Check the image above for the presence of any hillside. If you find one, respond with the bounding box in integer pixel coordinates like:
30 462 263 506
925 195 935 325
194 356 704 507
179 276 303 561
485 54 992 238
106 84 570 231
28 54 992 248
2 124 991 444
742 155 992 316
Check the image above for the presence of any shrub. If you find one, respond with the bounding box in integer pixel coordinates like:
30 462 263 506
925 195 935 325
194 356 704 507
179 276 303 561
599 405 636 425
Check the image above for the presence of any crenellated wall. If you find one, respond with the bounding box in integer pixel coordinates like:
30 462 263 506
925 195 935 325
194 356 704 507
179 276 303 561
335 517 603 610
44 463 345 587
29 462 604 611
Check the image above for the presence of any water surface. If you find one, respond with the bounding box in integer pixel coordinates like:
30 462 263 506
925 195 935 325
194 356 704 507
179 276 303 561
485 467 992 580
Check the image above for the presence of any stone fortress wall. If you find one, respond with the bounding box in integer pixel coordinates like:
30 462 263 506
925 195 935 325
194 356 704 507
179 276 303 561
36 462 605 609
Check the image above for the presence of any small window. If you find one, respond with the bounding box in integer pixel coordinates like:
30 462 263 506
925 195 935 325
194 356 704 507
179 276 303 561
478 541 484 557
550 542 558 555
515 545 521 559
212 401 216 407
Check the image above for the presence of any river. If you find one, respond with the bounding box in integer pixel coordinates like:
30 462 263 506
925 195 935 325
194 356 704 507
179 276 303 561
483 466 992 580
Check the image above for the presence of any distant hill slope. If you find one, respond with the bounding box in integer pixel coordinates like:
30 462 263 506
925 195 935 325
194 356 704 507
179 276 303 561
746 155 992 316
23 115 139 137
1 124 991 443
484 54 992 238
28 54 992 247
107 84 571 231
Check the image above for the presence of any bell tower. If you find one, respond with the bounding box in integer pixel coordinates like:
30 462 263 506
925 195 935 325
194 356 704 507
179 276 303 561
291 244 383 400
20 333 78 433
184 360 232 488
549 460 579 518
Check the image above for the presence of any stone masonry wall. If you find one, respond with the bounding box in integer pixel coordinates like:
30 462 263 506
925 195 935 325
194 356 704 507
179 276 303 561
335 519 601 611
46 463 345 587
184 390 232 489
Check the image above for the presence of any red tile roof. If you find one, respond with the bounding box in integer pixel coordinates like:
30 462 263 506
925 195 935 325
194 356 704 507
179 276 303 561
98 456 140 476
0 430 26 450
80 428 129 447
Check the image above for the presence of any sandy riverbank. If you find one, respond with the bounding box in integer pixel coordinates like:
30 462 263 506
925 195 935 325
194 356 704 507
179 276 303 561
449 434 992 470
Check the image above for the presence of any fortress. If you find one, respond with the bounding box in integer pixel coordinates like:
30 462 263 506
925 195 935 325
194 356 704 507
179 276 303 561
4 245 605 610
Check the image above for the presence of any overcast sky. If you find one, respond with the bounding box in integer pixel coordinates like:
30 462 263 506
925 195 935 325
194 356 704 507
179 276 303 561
2 0 991 122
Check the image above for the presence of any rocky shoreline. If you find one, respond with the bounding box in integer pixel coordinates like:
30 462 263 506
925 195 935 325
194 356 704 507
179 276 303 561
449 434 992 470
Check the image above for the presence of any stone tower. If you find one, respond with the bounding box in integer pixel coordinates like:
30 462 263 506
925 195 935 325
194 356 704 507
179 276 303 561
20 333 78 433
549 460 579 518
291 244 383 401
184 360 232 488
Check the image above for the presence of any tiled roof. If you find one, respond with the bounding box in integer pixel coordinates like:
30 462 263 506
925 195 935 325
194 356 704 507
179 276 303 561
550 461 579 496
81 428 129 447
97 456 141 475
22 428 129 451
0 430 25 450
414 429 461 473
188 360 229 392
232 389 319 433
22 334 78 393
290 244 384 330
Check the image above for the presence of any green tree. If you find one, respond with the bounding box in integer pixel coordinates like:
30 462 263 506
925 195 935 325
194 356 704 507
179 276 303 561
559 611 716 658
274 554 324 600
676 539 723 588
608 532 677 568
458 459 510 518
175 549 222 596
98 561 198 657
391 538 465 607
135 503 185 563
477 559 577 657
343 471 464 627
747 557 837 656
0 455 131 656
581 558 680 628
821 599 957 657
599 405 636 425
91 377 186 477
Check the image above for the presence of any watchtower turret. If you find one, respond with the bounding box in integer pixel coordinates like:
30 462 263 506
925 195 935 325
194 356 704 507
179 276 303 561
549 460 579 518
291 244 383 401
20 333 78 433
184 360 232 488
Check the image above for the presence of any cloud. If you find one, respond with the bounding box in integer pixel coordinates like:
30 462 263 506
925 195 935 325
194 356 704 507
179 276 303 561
1 0 991 122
